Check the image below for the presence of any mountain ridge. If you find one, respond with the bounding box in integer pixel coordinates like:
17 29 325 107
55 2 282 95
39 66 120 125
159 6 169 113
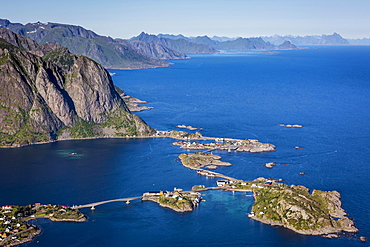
132 32 217 54
0 19 187 69
0 27 154 147
134 32 298 52
262 33 350 45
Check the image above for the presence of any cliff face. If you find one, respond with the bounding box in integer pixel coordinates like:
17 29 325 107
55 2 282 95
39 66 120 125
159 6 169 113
0 28 154 147
0 27 38 50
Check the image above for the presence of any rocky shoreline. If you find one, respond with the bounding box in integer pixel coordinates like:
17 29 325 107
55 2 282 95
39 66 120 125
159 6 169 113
28 215 87 223
249 182 358 236
0 204 86 246
121 95 154 112
3 227 42 247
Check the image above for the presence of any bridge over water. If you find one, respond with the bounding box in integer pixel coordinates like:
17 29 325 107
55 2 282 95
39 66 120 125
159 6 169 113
73 196 142 210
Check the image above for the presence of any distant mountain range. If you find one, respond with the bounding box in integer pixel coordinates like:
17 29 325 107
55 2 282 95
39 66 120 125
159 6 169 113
0 19 187 69
347 38 370 45
132 32 297 52
1 18 364 72
261 33 350 46
131 32 218 54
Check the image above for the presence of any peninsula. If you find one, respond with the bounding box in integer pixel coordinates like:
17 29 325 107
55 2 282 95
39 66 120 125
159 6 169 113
0 204 85 246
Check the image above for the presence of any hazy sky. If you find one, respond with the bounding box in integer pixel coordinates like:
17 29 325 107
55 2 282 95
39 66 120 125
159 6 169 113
1 0 369 39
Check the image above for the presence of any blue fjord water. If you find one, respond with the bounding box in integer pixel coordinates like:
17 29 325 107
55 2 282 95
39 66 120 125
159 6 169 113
0 46 369 246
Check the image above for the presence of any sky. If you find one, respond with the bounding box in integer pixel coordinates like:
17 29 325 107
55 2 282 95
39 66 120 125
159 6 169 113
1 0 369 39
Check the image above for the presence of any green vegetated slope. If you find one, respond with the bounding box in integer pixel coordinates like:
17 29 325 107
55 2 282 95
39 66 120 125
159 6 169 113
0 28 154 147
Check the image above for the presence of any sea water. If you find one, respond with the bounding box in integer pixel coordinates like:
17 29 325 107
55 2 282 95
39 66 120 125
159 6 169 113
0 46 369 246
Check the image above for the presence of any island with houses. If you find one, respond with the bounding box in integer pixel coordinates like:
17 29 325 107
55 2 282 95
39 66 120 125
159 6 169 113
0 204 85 246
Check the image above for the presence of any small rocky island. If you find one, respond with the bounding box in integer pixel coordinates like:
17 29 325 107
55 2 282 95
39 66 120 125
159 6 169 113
0 204 85 246
171 136 276 153
247 178 358 236
176 125 203 131
142 190 201 212
179 152 232 170
277 124 303 128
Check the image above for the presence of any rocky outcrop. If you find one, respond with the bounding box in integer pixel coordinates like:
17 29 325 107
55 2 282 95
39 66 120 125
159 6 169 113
0 28 154 147
29 42 67 57
121 95 154 112
0 27 38 51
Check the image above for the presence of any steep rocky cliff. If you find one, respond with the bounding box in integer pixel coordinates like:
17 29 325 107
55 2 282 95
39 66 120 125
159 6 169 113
0 27 38 50
0 28 154 147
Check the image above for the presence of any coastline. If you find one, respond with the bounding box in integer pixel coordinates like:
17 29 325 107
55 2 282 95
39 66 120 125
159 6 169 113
249 215 358 236
25 215 87 223
0 204 86 246
3 228 42 247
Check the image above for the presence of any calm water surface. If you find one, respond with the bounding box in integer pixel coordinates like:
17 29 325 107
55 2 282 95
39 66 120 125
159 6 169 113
1 46 369 246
